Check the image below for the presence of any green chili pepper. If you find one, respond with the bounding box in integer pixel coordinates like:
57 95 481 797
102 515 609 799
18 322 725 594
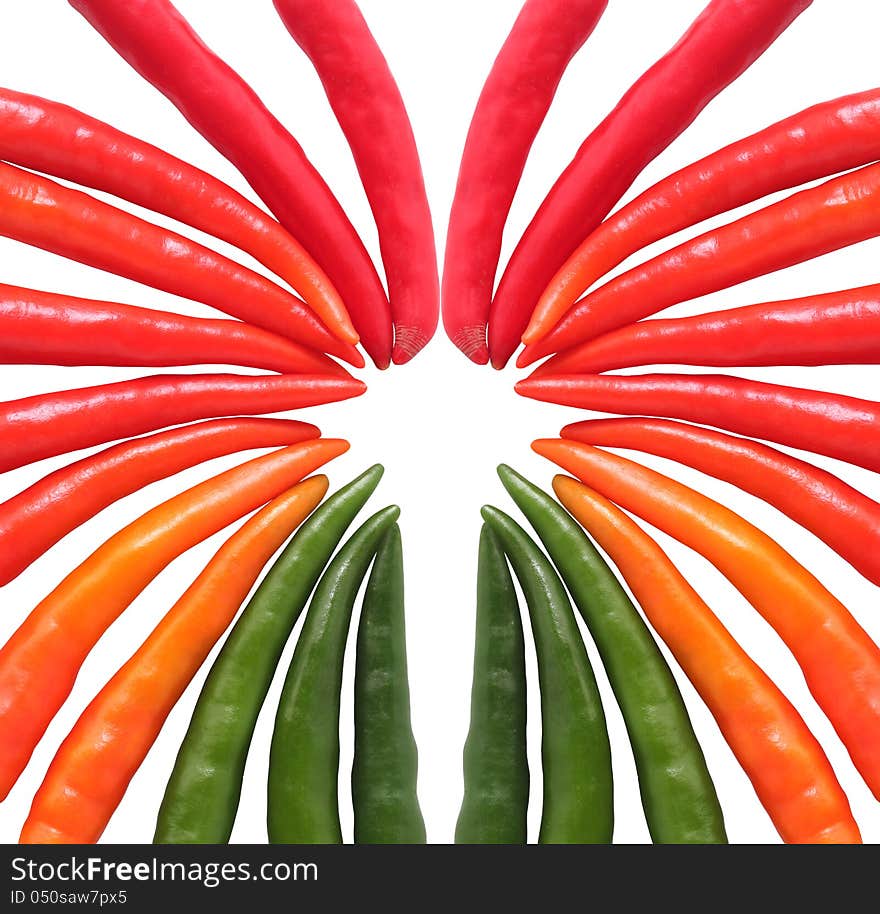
481 505 613 844
268 505 401 844
352 525 426 844
498 465 727 844
455 524 528 844
154 465 385 844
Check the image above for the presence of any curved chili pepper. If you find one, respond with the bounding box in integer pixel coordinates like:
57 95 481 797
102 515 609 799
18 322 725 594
526 89 880 344
0 417 319 588
0 373 364 474
0 438 348 800
274 0 437 365
0 163 361 367
19 477 327 845
69 0 392 367
488 0 813 368
553 475 860 844
535 284 880 375
441 0 608 363
516 373 880 474
455 524 528 844
0 87 356 345
563 417 880 587
0 283 349 376
534 439 880 799
521 161 880 365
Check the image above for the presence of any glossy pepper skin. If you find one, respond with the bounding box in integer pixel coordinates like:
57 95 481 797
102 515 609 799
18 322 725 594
0 439 348 800
0 163 361 366
522 161 880 365
482 506 613 844
268 506 401 844
69 0 392 367
0 87 356 345
535 439 880 800
0 283 349 376
0 417 319 588
441 0 608 363
0 373 364 474
498 466 726 845
488 0 813 368
554 476 860 844
455 525 528 845
19 477 327 845
274 0 438 365
352 525 426 843
535 284 880 375
155 466 384 844
516 372 880 474
527 88 880 343
563 417 880 587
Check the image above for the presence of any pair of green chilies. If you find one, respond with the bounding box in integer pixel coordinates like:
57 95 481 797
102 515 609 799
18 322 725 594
154 465 425 844
457 466 728 844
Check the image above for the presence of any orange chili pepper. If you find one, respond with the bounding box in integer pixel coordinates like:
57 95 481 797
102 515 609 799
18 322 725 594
0 438 347 799
552 475 860 844
533 438 880 799
20 475 327 845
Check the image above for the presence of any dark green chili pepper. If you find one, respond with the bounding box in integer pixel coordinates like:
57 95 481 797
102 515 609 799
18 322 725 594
455 524 528 844
154 465 385 844
352 525 426 844
481 505 613 844
268 505 401 844
498 465 727 844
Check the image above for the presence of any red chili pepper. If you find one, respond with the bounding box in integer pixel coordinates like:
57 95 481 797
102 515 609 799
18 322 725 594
0 417 319 588
274 0 438 365
441 0 608 364
521 161 880 366
487 0 813 368
0 283 349 377
69 0 392 368
533 284 880 375
0 373 364 474
526 88 880 345
0 87 357 346
563 417 880 587
516 372 880 474
0 163 362 368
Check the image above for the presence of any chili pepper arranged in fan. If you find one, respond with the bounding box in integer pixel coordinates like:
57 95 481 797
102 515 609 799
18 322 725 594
498 466 727 844
487 0 814 368
442 0 608 363
0 87 356 345
535 439 880 799
0 417 319 588
19 476 327 845
0 163 361 366
517 373 880 474
352 525 426 843
521 161 880 365
527 88 880 344
0 284 349 376
455 524 528 844
482 506 613 844
0 372 363 474
554 476 861 844
156 466 384 844
69 0 392 367
268 505 400 844
0 438 348 799
563 418 880 587
274 0 438 365
534 284 880 375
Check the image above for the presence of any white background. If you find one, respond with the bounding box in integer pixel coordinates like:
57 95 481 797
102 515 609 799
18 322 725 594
1 0 879 845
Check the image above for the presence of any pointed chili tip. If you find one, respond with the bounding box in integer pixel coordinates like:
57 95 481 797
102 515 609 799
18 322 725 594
490 353 509 370
516 345 542 369
530 438 557 456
